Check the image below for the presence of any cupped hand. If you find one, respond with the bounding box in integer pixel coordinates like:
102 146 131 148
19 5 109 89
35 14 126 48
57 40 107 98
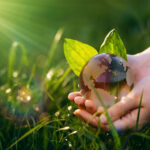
68 47 150 130
68 91 104 127
100 75 150 130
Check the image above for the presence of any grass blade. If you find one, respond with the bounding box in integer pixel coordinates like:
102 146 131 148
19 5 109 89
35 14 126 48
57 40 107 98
7 117 66 150
43 28 63 76
136 91 144 131
46 91 62 111
26 64 36 88
84 73 121 150
51 67 71 93
131 132 150 140
8 42 28 82
7 120 50 150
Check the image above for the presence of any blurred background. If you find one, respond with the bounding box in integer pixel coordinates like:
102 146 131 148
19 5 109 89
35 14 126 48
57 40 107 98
0 0 150 67
0 0 150 149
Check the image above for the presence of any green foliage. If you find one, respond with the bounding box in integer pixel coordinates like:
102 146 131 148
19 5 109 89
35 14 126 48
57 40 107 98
0 29 150 150
100 29 127 60
64 38 98 76
64 29 127 76
7 116 50 150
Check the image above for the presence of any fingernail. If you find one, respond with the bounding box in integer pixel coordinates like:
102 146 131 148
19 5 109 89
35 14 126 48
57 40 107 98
74 97 81 104
100 114 107 124
74 109 80 115
68 93 73 99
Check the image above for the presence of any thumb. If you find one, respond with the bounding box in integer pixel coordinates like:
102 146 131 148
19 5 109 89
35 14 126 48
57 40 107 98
100 92 139 124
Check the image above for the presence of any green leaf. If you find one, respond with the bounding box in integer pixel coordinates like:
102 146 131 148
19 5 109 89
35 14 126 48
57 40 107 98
99 29 127 60
64 38 98 76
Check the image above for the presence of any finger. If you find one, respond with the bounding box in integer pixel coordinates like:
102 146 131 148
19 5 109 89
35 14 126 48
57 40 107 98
74 109 99 127
85 100 97 114
97 106 104 115
68 92 81 101
100 94 138 124
113 108 148 131
74 96 85 106
74 109 110 130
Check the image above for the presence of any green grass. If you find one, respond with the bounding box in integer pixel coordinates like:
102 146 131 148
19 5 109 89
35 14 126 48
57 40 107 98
84 74 121 150
0 30 150 150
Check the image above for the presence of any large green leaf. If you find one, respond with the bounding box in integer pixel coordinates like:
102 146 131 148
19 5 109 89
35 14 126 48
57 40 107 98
64 38 98 76
99 29 127 60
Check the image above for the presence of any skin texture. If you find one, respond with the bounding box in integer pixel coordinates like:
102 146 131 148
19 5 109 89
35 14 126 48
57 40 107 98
68 47 150 130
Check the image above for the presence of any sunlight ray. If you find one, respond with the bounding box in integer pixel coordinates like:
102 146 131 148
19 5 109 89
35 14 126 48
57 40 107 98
0 12 46 45
0 0 48 49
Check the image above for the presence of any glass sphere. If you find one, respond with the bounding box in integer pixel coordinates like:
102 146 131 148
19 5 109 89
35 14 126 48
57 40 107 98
79 53 133 107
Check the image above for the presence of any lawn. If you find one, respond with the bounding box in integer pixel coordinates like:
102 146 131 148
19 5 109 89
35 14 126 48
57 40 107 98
0 0 150 149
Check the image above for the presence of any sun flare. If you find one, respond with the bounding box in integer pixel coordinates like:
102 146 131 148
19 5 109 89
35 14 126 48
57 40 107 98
0 0 44 48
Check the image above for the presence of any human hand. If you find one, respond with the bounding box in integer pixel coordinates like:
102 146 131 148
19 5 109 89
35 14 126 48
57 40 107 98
68 47 150 130
68 91 101 127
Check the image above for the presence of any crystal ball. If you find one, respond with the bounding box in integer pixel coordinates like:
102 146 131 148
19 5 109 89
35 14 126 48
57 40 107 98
79 53 133 107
